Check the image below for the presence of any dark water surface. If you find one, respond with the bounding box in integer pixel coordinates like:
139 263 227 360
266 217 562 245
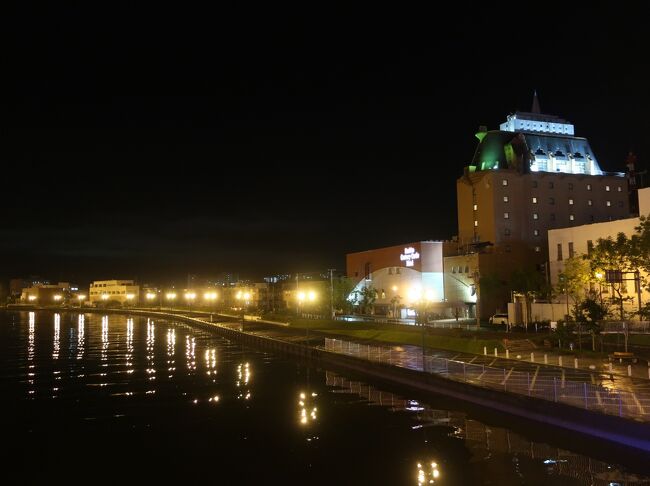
1 311 648 485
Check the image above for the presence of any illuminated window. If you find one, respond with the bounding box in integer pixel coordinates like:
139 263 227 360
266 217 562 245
533 213 538 220
503 212 509 219
503 196 509 202
568 198 574 205
605 185 610 191
535 246 541 252
532 197 537 204
473 204 477 211
474 220 478 227
502 179 508 186
587 184 592 191
617 186 622 192
588 199 593 206
533 229 539 236
569 214 575 221
606 200 611 207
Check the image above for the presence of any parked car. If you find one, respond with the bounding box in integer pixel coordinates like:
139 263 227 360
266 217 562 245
489 313 509 325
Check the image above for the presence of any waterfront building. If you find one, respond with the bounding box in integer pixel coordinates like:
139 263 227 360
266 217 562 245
20 282 71 304
89 279 140 305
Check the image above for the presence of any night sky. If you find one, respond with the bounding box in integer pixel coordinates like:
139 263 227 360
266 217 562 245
5 4 649 285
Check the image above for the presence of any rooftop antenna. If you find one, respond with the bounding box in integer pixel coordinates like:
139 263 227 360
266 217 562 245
531 90 541 114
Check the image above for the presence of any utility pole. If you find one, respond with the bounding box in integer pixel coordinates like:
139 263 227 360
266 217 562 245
328 268 335 320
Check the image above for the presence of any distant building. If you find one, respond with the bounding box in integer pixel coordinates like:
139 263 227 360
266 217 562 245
21 282 71 305
89 280 140 305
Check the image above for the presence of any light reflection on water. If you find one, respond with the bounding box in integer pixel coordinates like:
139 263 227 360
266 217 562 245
2 311 649 485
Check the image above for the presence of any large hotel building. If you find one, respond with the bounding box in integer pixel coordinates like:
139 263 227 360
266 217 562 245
348 96 632 319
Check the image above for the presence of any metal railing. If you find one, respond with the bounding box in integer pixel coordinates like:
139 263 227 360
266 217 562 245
323 338 650 421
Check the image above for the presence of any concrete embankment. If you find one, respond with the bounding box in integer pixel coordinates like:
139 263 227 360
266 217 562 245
5 306 650 456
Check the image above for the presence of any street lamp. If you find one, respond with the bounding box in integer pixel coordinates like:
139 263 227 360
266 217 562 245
204 291 218 317
146 292 156 307
236 290 250 331
77 294 86 307
595 271 604 305
53 294 62 303
185 292 196 312
126 293 135 307
166 292 177 310
407 286 435 371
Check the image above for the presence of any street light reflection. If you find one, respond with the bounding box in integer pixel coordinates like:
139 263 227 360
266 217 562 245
416 461 441 484
298 391 318 426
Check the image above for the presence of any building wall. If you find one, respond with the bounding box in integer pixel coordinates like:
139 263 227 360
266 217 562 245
346 241 447 316
458 170 629 258
548 188 650 316
89 280 140 304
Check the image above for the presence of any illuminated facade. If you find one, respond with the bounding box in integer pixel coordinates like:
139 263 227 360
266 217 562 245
20 282 71 304
89 279 140 304
456 96 630 317
346 241 453 318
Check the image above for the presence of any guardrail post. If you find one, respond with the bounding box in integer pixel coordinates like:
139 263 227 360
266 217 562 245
574 358 578 369
494 347 498 357
609 362 613 373
531 352 534 363
618 392 623 417
558 356 563 367
628 365 632 377
544 354 548 365
505 349 509 359
483 346 487 356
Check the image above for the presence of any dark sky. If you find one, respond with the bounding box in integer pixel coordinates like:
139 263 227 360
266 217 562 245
5 4 649 284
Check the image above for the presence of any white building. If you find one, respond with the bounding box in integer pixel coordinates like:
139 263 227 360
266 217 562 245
89 280 140 305
548 187 650 316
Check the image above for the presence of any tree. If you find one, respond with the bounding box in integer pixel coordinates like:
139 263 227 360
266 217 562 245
557 255 594 348
352 285 377 315
590 234 636 320
573 293 609 351
332 276 356 315
554 321 576 350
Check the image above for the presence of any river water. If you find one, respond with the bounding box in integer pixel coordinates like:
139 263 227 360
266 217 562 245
1 310 648 485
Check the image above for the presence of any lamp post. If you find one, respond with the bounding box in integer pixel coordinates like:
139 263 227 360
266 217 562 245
146 292 156 308
126 293 135 308
204 291 218 314
77 294 86 308
595 272 604 305
166 292 177 310
236 290 251 331
408 287 434 371
185 292 196 313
